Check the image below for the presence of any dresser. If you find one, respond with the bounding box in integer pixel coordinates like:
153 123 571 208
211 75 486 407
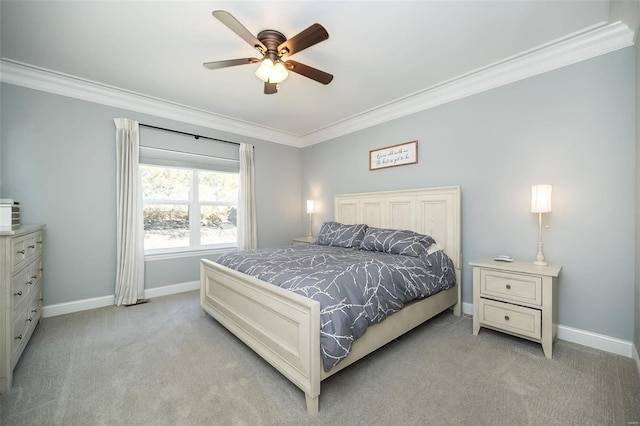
0 224 45 394
470 258 561 358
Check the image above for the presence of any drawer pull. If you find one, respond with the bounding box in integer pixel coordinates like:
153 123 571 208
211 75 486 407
504 315 510 321
14 291 22 296
27 280 33 285
26 317 32 322
31 309 38 313
15 334 23 340
17 250 25 255
28 244 35 249
505 284 511 290
31 275 38 279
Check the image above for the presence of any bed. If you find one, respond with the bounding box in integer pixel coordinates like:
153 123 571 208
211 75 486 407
200 186 461 414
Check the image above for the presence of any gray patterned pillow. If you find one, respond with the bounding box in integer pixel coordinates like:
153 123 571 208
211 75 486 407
315 221 368 248
359 227 437 257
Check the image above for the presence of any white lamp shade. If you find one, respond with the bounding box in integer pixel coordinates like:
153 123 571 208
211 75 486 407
270 62 289 83
306 200 315 214
255 59 288 84
531 184 552 213
255 59 274 83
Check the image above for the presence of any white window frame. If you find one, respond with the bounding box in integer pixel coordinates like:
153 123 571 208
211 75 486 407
141 164 239 257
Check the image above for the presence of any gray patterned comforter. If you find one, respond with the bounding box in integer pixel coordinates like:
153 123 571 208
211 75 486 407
216 245 456 371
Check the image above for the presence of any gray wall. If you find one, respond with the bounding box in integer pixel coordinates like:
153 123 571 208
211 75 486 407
0 84 303 305
302 48 636 341
635 33 640 359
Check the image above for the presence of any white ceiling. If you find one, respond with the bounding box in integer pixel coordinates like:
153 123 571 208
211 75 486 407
0 1 636 146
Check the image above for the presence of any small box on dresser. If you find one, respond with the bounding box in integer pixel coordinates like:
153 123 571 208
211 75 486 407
0 224 45 394
470 258 561 359
0 199 20 230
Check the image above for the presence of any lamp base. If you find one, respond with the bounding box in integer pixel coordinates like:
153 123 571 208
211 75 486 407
534 239 547 266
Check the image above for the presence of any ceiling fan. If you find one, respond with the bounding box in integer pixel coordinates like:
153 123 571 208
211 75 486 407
203 10 334 95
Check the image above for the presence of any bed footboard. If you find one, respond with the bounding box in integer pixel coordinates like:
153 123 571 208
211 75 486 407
200 259 321 414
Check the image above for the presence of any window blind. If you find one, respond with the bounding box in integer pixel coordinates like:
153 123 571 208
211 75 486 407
139 126 239 173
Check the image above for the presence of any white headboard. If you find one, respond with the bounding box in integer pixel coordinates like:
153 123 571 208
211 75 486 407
334 186 461 271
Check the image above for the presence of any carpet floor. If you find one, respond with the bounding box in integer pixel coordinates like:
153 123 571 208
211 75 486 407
1 290 639 425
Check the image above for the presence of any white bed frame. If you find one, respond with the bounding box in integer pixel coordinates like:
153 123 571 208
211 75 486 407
200 186 461 415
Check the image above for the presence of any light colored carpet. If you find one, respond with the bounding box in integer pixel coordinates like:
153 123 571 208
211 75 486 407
1 290 639 425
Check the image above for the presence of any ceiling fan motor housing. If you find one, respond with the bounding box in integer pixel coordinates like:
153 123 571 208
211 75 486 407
256 30 288 59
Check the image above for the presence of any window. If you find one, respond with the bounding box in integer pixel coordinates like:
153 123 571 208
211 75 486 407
140 164 239 254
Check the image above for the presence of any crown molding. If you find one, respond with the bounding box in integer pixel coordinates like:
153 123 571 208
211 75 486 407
301 21 635 146
0 21 634 148
0 60 304 148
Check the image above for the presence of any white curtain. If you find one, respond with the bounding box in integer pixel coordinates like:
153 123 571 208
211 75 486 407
237 143 257 250
114 118 145 306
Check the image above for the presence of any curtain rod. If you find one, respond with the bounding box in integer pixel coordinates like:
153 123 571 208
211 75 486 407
139 123 240 146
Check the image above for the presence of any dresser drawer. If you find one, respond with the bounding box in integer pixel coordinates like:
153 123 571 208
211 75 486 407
480 269 542 306
12 230 43 272
11 284 42 367
11 256 42 309
11 267 31 308
478 298 541 339
29 285 43 325
11 303 30 362
27 257 43 287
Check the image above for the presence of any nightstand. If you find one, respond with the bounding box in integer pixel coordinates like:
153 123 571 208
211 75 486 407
292 236 316 246
470 258 562 358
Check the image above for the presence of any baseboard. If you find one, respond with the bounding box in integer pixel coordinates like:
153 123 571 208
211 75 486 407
143 280 200 299
42 280 200 318
633 343 640 377
556 324 632 358
462 302 634 359
462 301 473 316
42 294 115 318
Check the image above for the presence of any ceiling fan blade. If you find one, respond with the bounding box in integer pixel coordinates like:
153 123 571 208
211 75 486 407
277 23 328 56
212 10 266 54
203 58 260 70
264 82 278 94
284 60 333 85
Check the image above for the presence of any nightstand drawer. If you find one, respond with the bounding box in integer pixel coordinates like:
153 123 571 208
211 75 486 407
480 269 542 306
478 298 541 339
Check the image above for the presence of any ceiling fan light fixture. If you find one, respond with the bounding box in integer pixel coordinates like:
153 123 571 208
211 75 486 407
271 61 289 83
208 11 332 93
255 58 288 84
255 59 273 82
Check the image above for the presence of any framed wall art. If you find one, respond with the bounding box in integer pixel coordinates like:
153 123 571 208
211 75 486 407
369 140 418 171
